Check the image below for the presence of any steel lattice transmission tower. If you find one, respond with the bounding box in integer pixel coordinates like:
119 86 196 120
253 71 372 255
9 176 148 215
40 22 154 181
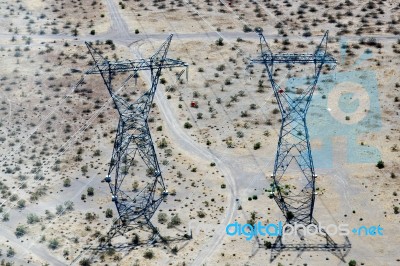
251 30 336 225
85 34 188 243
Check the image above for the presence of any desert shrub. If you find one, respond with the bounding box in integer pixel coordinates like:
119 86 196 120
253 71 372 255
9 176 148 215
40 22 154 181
243 25 252 32
105 208 113 218
27 213 40 224
168 214 181 228
56 205 64 215
216 37 224 46
63 178 71 187
15 225 27 237
184 122 192 129
79 258 91 266
197 211 206 218
132 233 139 245
253 142 261 150
286 211 294 220
85 212 96 221
143 250 154 259
348 260 357 266
158 213 168 223
64 201 74 211
48 238 59 250
7 247 15 257
87 187 94 196
17 199 26 209
376 160 384 169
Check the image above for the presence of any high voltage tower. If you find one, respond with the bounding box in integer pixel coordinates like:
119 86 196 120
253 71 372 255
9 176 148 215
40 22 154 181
85 34 188 244
251 30 350 261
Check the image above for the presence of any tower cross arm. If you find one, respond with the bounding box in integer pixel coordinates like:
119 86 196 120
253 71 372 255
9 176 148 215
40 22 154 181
85 58 188 75
251 52 337 65
250 31 336 67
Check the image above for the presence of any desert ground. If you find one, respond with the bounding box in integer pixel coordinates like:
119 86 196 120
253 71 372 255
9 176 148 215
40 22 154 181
0 0 398 265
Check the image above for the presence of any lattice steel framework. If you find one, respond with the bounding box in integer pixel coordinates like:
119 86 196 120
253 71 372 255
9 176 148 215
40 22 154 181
85 34 188 241
251 31 336 225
